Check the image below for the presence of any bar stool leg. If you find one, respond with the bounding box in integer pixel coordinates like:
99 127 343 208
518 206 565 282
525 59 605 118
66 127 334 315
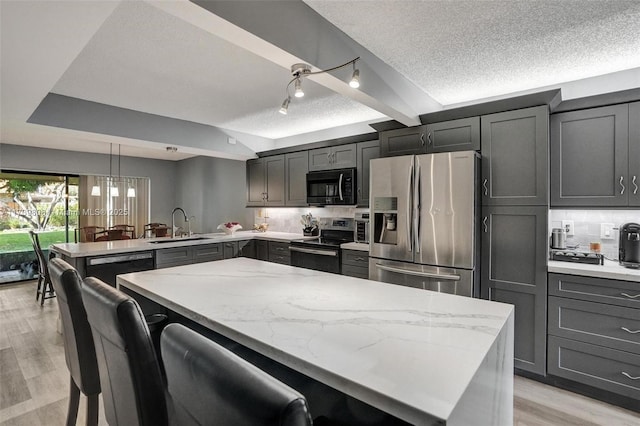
66 376 80 426
86 394 99 426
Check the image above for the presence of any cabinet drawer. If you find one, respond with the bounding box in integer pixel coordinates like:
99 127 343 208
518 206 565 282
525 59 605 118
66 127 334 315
193 244 223 263
342 250 369 267
549 296 640 354
269 254 290 265
268 241 290 264
548 335 640 400
549 273 640 309
342 265 369 279
155 247 192 268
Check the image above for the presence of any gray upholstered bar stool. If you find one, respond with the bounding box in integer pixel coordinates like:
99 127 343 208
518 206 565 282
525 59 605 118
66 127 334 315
161 323 313 426
48 258 100 426
81 277 169 426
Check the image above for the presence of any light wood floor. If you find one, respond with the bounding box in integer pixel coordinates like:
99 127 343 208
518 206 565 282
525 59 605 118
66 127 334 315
1 280 639 426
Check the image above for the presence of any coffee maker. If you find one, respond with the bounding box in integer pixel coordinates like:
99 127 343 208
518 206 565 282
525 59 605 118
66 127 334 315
619 223 640 268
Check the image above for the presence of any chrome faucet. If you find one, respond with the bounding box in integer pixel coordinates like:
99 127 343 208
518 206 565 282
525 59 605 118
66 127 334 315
171 207 189 238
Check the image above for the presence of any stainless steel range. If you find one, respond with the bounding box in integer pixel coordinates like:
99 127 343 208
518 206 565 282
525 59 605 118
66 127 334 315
289 218 354 274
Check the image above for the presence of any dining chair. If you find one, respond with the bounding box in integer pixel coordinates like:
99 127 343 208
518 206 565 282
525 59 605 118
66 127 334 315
28 230 55 305
81 277 169 426
74 226 105 243
109 224 135 239
143 223 168 238
49 258 100 426
161 323 313 426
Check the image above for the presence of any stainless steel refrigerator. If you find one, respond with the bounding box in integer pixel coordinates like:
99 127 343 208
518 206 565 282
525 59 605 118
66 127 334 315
368 151 480 297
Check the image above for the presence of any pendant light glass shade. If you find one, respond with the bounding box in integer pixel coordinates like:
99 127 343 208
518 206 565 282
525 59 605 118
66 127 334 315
127 187 136 198
91 185 101 196
110 186 119 197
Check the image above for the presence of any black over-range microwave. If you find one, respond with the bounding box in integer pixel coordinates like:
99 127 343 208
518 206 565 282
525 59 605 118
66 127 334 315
306 168 356 206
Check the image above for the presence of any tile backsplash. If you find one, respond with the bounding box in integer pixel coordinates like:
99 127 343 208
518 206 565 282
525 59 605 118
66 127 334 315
549 210 640 260
252 207 367 234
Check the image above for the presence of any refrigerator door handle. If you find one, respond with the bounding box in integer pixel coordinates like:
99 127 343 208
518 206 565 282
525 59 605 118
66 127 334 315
407 162 413 252
414 162 421 254
375 264 461 281
338 173 344 201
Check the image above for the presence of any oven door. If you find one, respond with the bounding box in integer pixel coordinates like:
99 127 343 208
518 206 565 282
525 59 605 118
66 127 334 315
289 245 341 274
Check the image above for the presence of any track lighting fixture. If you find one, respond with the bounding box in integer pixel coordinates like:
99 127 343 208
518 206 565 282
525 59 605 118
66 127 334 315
279 97 290 115
278 57 360 114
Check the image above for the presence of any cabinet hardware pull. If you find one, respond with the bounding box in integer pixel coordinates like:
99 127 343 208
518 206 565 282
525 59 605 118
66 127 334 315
622 372 640 380
621 327 640 334
619 176 625 195
420 133 425 146
427 132 432 145
375 264 460 281
621 292 640 299
483 179 488 196
482 216 488 232
355 257 365 261
327 152 331 163
633 175 638 195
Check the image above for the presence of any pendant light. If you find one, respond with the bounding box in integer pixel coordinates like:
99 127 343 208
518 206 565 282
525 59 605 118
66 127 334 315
91 178 101 196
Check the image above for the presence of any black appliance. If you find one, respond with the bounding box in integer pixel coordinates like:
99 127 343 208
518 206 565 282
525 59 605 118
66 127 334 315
289 218 354 274
306 168 356 206
619 222 640 268
85 251 155 286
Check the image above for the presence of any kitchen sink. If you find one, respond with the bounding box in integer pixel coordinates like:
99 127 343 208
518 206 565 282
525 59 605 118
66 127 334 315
148 237 213 244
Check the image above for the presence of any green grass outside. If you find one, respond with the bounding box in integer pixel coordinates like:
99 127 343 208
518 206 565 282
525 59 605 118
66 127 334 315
0 230 73 253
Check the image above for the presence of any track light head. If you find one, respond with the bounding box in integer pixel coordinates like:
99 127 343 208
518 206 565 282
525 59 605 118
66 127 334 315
349 68 360 88
279 97 290 115
294 78 304 98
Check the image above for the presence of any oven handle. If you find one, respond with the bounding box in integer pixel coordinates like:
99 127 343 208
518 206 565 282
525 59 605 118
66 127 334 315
338 173 344 201
289 246 338 257
375 263 460 281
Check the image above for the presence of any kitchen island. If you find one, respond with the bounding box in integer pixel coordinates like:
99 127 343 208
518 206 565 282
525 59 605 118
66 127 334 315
117 258 514 425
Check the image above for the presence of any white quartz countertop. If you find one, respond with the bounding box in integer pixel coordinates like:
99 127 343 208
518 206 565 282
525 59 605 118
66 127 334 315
117 258 513 424
340 242 369 251
548 259 640 282
50 231 312 258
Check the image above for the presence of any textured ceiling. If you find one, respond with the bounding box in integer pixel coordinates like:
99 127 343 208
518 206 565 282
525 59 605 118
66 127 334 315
52 0 384 140
305 0 640 104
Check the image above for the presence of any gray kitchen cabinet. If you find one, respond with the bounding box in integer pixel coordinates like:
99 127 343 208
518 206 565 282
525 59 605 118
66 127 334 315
629 102 640 206
268 241 290 265
246 155 285 207
379 125 427 157
308 144 357 171
481 205 548 375
238 240 256 258
547 273 640 401
222 241 239 259
341 249 369 279
284 151 308 206
425 116 480 153
481 105 548 206
550 104 630 207
256 239 269 261
156 243 222 269
356 140 380 207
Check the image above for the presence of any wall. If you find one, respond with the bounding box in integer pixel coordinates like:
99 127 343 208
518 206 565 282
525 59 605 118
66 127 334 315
549 209 640 260
0 143 177 225
253 206 367 233
174 156 253 233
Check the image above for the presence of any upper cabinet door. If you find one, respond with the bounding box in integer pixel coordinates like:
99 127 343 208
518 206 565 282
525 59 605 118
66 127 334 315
284 152 308 206
481 105 549 206
308 144 356 171
264 155 285 206
379 125 427 157
550 104 629 207
425 117 480 153
246 158 266 207
629 102 640 207
356 140 380 207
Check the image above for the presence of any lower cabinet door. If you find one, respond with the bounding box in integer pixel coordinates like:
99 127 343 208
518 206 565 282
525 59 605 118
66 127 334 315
548 335 640 400
193 244 223 263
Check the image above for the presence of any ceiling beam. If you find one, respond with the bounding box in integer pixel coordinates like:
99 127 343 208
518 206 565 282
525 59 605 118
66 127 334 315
152 0 440 126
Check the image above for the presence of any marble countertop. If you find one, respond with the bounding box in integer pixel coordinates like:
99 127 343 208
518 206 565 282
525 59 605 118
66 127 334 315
117 258 513 424
548 259 640 282
50 231 313 258
340 242 369 251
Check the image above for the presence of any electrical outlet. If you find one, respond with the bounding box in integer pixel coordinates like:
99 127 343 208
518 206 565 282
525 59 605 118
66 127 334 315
562 220 574 236
600 223 615 240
